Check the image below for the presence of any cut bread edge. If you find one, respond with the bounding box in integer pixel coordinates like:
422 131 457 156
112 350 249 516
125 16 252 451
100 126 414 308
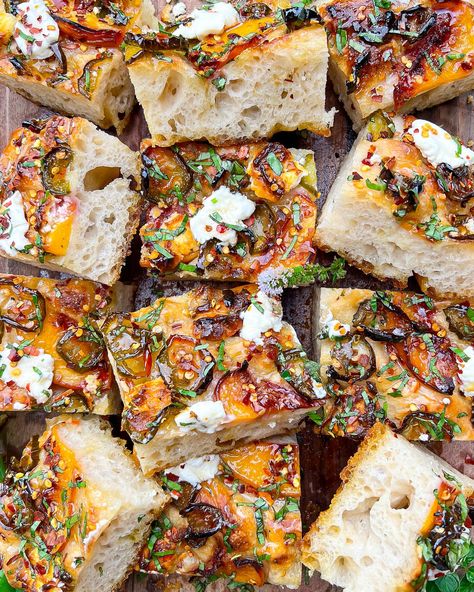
128 24 335 146
302 423 474 592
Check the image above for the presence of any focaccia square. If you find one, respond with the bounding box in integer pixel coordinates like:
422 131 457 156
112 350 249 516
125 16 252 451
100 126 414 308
138 439 302 588
139 139 318 283
317 287 474 441
302 423 474 592
100 284 325 475
0 0 155 132
316 114 474 298
124 1 335 145
319 0 474 129
0 273 118 414
0 114 140 285
0 416 167 592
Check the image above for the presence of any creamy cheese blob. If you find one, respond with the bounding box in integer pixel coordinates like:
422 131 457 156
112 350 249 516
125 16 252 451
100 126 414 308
175 400 227 433
14 0 59 60
174 1 240 39
323 312 350 340
0 191 30 255
0 345 54 403
240 290 283 345
172 1 187 17
165 455 220 487
189 186 255 247
407 119 474 169
458 346 474 396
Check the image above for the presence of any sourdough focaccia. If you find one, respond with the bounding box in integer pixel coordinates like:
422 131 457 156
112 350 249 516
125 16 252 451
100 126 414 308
0 114 140 285
0 0 154 131
0 274 117 414
317 114 474 298
302 423 474 592
100 284 325 474
0 416 167 592
319 0 474 128
317 288 474 440
139 439 302 588
123 0 335 145
140 139 318 282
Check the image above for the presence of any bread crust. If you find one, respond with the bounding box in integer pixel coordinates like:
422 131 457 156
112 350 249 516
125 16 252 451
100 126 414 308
302 423 474 591
139 140 319 282
316 115 474 298
0 273 120 414
139 440 302 588
0 0 156 131
100 284 324 475
128 24 335 145
0 114 141 285
0 416 167 592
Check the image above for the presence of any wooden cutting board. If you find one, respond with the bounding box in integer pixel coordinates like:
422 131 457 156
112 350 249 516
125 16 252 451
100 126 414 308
1 17 474 591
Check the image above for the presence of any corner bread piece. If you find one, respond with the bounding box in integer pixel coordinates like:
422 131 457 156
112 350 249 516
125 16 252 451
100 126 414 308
302 423 474 592
138 439 301 588
0 0 156 132
319 0 474 129
317 287 474 440
123 1 335 145
140 139 319 283
316 114 474 298
100 284 325 475
0 114 140 285
0 415 168 592
0 274 119 414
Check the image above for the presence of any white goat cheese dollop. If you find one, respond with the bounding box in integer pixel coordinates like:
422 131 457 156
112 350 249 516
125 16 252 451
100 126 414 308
14 0 59 60
190 186 255 247
240 290 283 345
175 400 227 433
174 2 239 40
0 191 30 255
407 119 474 169
0 346 54 403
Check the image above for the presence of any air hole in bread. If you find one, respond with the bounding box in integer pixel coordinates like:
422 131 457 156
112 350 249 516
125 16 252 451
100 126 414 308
84 167 122 191
334 555 358 578
361 556 374 566
159 73 184 109
242 106 262 119
390 486 414 510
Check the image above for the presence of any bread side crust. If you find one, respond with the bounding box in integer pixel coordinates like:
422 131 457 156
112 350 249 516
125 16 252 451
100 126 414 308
302 423 474 589
134 407 309 476
0 52 135 133
0 117 141 285
129 24 335 145
315 124 474 298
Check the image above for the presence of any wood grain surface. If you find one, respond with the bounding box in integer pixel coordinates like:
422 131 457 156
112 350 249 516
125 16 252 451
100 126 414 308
1 22 474 592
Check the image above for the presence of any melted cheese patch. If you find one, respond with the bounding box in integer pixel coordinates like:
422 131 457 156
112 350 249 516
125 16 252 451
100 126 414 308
458 346 474 396
174 400 227 433
189 186 255 247
165 455 220 487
